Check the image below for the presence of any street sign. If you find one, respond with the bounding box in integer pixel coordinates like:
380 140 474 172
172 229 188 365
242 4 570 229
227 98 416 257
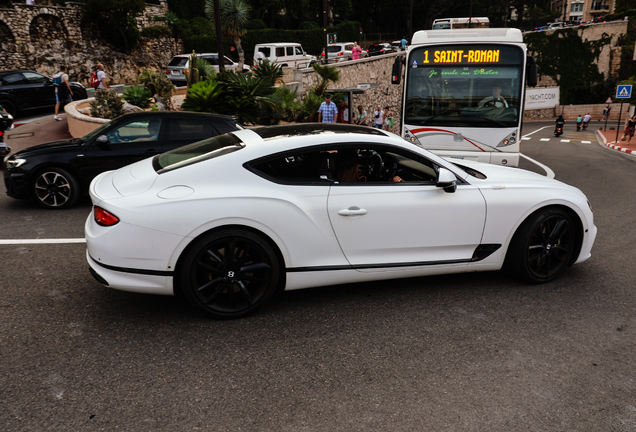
616 85 632 99
605 97 613 104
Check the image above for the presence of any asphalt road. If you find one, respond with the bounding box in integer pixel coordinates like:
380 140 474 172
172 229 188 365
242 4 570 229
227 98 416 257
2 121 636 431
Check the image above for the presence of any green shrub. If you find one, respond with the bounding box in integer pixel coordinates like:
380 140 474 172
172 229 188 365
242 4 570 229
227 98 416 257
259 86 301 124
122 85 152 108
252 59 283 86
137 69 175 109
297 92 323 123
182 79 224 112
140 25 173 39
247 19 267 30
90 89 124 119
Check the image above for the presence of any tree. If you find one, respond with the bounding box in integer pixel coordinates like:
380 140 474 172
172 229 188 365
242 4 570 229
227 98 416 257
83 0 146 53
205 0 251 70
311 62 341 96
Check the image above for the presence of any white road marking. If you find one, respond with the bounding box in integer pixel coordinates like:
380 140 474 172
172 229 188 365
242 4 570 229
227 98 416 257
560 139 570 142
0 238 86 245
540 138 550 141
582 141 591 144
521 137 531 140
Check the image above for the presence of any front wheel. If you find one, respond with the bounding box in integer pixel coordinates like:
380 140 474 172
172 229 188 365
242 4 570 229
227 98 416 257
32 167 80 209
506 208 576 284
179 229 281 319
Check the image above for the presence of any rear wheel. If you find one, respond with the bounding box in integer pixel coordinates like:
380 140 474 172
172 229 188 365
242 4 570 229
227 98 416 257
0 99 17 117
506 208 576 283
180 229 280 319
32 167 80 209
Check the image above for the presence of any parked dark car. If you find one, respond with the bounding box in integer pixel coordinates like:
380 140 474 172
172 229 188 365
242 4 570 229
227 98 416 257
0 70 88 117
367 43 394 57
3 111 242 209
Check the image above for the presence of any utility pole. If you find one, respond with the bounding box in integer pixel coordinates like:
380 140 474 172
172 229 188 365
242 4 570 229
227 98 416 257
323 0 329 64
213 0 224 72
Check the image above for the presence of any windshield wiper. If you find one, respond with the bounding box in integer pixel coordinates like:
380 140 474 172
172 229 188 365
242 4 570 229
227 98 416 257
468 115 507 127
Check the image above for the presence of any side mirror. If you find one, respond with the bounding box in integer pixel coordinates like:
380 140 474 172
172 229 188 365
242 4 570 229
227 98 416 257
96 134 111 150
436 167 457 193
526 56 538 87
391 56 402 85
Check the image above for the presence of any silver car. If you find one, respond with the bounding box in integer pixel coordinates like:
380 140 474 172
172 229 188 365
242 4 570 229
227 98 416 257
322 43 368 63
166 53 250 84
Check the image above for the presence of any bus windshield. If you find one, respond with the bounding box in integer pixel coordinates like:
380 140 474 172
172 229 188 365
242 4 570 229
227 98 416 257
404 44 524 128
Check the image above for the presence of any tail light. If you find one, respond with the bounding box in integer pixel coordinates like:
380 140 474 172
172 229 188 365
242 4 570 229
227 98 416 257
94 206 120 226
337 52 343 56
166 70 170 74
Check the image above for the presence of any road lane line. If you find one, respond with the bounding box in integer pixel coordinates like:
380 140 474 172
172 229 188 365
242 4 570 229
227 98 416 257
0 239 86 245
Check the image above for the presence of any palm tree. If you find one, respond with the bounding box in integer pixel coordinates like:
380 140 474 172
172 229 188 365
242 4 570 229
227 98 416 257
311 62 341 96
205 0 251 71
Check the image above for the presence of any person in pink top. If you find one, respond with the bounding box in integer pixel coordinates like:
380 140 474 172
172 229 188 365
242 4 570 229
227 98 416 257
352 42 362 60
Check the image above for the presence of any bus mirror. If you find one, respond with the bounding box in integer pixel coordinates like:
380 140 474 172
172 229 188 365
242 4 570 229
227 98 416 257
526 56 538 87
391 57 402 85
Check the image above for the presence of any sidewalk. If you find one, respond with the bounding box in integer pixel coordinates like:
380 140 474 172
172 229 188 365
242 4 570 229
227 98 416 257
4 114 73 155
596 127 636 156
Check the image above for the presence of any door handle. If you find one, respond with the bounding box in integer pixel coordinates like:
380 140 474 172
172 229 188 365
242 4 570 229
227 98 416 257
338 207 368 216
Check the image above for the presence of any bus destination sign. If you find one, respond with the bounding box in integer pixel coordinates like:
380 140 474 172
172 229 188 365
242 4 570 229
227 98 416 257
423 49 500 64
413 44 523 66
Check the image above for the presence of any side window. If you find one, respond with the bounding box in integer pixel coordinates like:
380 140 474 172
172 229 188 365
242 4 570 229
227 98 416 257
295 46 303 55
106 119 162 144
286 46 294 56
23 72 49 84
165 118 213 141
249 145 438 185
276 47 285 57
202 56 218 66
346 44 353 51
223 56 233 66
258 47 271 57
1 73 26 85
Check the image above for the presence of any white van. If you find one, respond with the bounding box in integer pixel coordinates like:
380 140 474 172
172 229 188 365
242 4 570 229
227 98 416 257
253 43 317 69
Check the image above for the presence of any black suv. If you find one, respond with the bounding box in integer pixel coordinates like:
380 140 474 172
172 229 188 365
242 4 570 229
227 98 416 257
3 111 242 209
0 70 88 117
367 43 394 57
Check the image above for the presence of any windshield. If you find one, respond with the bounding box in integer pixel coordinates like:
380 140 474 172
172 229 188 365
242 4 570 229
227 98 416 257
154 133 244 173
404 44 524 128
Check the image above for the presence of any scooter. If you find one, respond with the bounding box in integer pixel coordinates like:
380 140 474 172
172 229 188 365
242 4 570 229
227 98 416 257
0 111 14 157
554 124 564 137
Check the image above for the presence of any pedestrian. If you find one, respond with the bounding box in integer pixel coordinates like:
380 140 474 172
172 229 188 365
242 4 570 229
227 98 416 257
582 112 591 130
383 106 394 131
400 36 407 51
352 42 362 60
576 114 582 131
336 99 349 123
95 63 108 89
372 104 384 129
623 115 636 144
601 106 608 121
26 0 35 5
317 93 338 123
353 105 368 126
51 65 72 121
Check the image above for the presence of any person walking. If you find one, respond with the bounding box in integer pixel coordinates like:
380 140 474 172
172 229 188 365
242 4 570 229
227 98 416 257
95 63 108 89
353 105 368 126
352 42 362 60
317 94 338 123
601 106 608 121
576 114 583 131
383 107 394 131
372 105 384 129
623 115 636 144
51 65 72 121
582 112 591 130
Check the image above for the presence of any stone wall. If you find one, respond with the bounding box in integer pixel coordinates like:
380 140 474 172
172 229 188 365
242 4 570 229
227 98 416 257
283 53 404 132
0 1 174 86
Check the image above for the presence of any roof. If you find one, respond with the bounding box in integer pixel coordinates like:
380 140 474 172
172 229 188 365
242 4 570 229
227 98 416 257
254 43 303 47
249 123 387 141
412 28 523 44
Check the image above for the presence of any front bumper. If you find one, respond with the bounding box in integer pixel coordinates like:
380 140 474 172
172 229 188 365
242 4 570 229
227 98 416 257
3 169 30 199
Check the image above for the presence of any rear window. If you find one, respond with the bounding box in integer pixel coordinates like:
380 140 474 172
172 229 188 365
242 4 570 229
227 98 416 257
258 47 271 57
327 46 343 52
168 57 188 67
154 133 244 173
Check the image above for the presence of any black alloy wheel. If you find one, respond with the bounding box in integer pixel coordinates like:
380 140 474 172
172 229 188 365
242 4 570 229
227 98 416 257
507 208 576 283
32 167 80 209
180 229 281 319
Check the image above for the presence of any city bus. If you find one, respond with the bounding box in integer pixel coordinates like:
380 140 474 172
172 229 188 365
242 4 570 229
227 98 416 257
391 28 537 166
432 17 490 29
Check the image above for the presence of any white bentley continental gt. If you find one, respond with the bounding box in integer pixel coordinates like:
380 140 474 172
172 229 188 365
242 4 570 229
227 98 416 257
85 124 596 319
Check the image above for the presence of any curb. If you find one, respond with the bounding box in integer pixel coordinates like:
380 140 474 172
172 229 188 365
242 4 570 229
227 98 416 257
595 130 636 155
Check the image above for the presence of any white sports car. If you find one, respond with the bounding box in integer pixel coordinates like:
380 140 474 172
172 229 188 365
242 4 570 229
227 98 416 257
86 124 596 319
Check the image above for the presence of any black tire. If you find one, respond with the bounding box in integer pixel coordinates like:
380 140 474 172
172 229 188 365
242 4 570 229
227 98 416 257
0 99 17 117
506 208 576 283
32 167 80 209
180 229 281 319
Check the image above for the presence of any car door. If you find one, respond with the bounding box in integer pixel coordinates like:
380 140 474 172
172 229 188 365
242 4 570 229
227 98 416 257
74 117 165 186
23 72 56 109
326 144 487 272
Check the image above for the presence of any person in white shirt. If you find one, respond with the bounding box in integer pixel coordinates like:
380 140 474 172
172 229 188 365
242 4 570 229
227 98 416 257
96 63 108 89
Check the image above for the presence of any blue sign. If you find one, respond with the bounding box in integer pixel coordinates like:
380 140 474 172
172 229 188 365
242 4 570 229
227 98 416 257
616 85 632 99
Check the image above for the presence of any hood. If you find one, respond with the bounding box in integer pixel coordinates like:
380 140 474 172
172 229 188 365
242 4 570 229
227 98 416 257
14 139 81 157
451 159 571 188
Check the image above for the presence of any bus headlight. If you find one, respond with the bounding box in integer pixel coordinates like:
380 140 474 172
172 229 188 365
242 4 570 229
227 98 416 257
403 130 423 147
496 131 517 148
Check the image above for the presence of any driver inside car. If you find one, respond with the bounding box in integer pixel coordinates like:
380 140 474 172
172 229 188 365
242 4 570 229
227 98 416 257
334 149 403 183
478 86 508 108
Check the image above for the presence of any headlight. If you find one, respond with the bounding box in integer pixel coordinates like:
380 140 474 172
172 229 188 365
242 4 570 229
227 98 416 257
496 131 517 147
403 130 423 148
5 157 26 168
